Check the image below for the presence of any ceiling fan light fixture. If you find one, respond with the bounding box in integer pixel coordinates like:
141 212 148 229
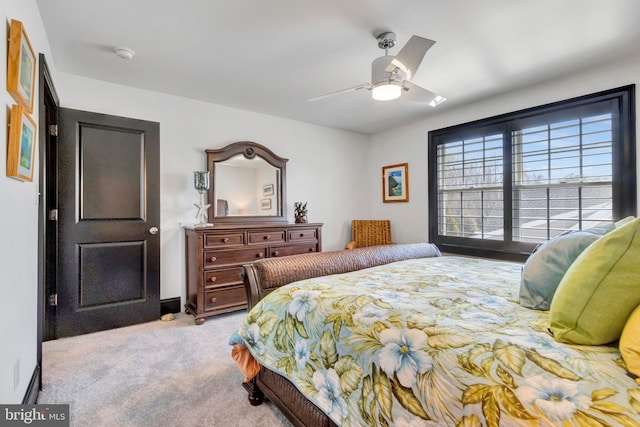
309 31 442 105
372 81 402 101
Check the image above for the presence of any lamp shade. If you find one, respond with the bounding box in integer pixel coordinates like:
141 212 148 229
372 82 402 101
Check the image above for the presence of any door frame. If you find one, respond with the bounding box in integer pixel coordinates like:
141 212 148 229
36 54 59 395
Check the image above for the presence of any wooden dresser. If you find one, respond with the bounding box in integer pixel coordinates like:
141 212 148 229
184 223 322 324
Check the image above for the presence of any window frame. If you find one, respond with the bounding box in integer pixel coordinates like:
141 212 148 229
428 85 636 262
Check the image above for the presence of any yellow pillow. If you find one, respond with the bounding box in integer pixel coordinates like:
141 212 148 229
620 305 640 381
550 217 640 345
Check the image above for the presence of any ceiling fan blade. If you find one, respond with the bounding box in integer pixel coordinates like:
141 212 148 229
386 36 435 80
402 80 445 105
307 83 371 102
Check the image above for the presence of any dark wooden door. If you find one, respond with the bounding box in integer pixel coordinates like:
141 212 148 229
56 108 160 337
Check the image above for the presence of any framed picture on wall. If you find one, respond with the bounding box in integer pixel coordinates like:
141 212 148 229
260 199 272 210
7 104 38 182
382 163 409 203
7 19 36 113
262 184 274 196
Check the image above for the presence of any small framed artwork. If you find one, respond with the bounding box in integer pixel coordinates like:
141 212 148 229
7 19 36 113
7 104 38 182
382 163 409 203
262 184 274 196
260 199 272 210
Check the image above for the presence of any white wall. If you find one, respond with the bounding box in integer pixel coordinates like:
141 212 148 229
55 73 370 305
369 55 640 244
0 0 55 404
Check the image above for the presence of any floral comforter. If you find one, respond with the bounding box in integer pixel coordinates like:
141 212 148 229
232 256 640 427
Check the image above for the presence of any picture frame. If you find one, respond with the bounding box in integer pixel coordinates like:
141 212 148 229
262 184 274 196
260 199 272 210
7 19 36 113
7 104 38 182
382 163 409 203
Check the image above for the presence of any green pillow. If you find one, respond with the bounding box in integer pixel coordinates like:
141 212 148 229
550 217 640 345
519 228 611 310
615 216 635 228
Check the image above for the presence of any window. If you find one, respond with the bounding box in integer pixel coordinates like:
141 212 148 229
437 133 504 240
428 86 636 261
512 112 613 243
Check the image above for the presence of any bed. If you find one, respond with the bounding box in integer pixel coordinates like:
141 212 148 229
230 242 640 427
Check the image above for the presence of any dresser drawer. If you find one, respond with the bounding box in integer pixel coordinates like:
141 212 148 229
288 228 318 241
248 230 286 245
270 243 318 258
204 285 246 312
204 232 245 248
203 266 243 288
204 247 266 267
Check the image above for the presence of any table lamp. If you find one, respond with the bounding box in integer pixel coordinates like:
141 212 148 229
193 171 212 227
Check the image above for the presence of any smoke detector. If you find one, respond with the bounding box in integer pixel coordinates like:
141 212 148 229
114 47 135 60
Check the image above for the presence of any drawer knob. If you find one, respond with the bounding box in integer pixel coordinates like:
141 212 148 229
309 248 314 252
273 251 280 256
210 276 216 282
264 235 271 240
300 233 304 237
210 256 217 262
210 297 217 303
223 237 229 243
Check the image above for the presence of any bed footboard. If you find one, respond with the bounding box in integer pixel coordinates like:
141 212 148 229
242 242 441 310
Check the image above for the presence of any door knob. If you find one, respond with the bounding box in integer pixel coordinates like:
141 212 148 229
149 226 159 235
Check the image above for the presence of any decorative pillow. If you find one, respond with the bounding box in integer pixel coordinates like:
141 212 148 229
620 305 640 383
519 225 613 310
550 217 640 345
615 216 635 228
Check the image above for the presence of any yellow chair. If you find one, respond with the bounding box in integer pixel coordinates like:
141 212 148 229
345 220 392 249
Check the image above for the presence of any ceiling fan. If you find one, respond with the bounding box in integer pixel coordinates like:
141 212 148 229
309 31 446 106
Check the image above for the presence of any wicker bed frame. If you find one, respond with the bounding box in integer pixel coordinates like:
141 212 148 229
240 243 442 427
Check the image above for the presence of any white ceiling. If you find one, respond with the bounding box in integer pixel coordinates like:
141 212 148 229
36 0 640 135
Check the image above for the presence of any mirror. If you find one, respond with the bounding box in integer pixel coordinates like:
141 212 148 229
206 141 288 223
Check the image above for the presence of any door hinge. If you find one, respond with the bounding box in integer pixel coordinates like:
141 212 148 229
48 294 58 306
49 125 58 136
49 209 58 221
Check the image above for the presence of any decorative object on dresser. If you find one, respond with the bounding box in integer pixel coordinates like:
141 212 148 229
193 171 213 227
294 202 308 223
184 141 322 324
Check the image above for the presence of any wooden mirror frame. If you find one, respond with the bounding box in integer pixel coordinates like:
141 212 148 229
206 141 288 224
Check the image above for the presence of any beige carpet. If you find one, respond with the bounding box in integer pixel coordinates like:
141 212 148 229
38 312 293 427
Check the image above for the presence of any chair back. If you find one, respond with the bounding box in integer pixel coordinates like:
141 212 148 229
350 220 392 248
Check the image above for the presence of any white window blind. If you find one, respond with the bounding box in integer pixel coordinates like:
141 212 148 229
437 134 504 239
512 114 613 243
